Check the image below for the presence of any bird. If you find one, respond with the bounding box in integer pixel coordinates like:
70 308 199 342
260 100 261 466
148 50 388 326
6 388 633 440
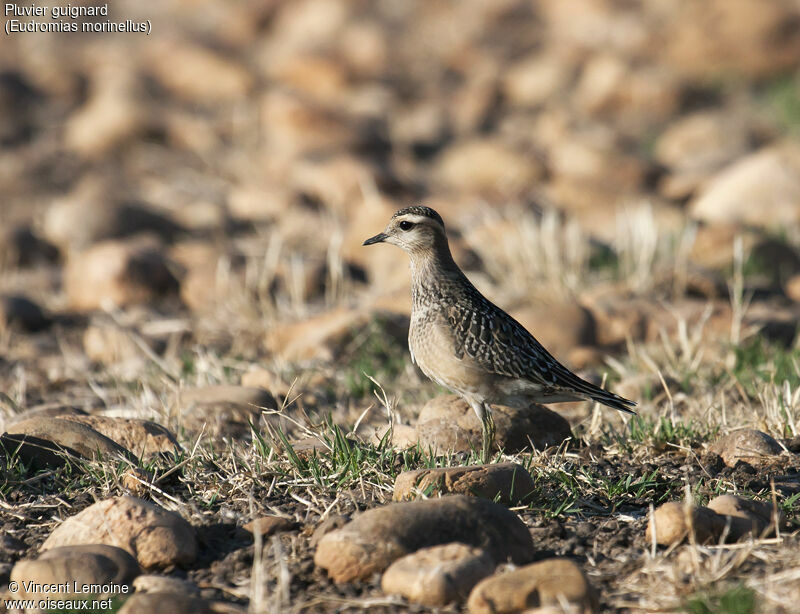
363 205 636 459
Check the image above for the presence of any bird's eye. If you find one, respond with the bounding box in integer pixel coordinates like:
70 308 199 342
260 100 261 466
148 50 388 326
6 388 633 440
399 221 414 231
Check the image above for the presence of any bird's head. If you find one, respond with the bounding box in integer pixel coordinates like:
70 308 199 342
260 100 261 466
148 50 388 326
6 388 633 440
362 206 447 256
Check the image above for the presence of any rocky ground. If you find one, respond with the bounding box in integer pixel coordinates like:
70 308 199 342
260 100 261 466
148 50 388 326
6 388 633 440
2 0 800 612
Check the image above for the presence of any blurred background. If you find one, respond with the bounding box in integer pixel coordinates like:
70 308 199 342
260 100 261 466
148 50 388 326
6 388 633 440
2 0 800 422
4 4 800 609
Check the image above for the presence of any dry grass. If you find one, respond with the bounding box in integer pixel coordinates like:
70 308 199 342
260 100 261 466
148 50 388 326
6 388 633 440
2 203 800 614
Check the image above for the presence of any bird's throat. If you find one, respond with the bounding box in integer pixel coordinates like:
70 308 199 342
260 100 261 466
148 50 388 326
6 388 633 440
409 243 465 311
409 243 459 282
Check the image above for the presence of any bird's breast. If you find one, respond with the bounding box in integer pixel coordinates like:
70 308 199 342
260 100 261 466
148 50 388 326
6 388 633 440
409 312 491 397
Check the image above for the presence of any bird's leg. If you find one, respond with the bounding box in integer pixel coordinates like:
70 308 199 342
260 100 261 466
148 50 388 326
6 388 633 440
469 399 495 462
481 407 495 463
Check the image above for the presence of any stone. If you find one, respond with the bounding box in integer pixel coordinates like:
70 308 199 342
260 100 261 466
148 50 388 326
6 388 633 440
449 67 496 136
121 467 152 498
467 558 598 614
118 592 242 614
243 516 296 537
0 295 50 332
289 436 329 459
266 54 348 105
655 111 749 173
580 292 736 347
393 463 535 506
502 52 572 108
64 56 143 157
11 545 140 600
539 181 629 240
314 495 533 582
646 502 725 546
2 417 133 469
147 41 252 103
510 301 596 358
59 415 180 457
339 21 387 76
664 0 800 79
649 496 785 546
389 101 447 149
547 136 645 193
786 274 800 303
688 224 758 270
707 495 783 541
44 179 182 252
658 169 710 201
64 239 179 311
690 143 800 231
240 368 291 398
260 0 347 59
42 177 110 251
416 395 573 454
180 383 272 412
83 323 145 366
65 91 135 157
432 138 543 197
289 154 375 215
259 90 352 156
3 404 87 432
641 299 736 345
178 263 222 313
370 423 419 449
265 307 369 362
41 496 198 569
132 575 200 595
574 54 678 125
381 543 494 606
310 515 350 548
573 56 625 116
168 241 233 313
227 183 291 224
172 201 226 232
566 346 612 370
178 385 279 438
710 429 784 467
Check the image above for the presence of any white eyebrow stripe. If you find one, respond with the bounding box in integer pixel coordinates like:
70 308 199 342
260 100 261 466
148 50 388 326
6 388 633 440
396 214 438 226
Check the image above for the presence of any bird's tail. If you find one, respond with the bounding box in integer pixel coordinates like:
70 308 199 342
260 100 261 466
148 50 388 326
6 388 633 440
589 387 637 414
551 364 637 414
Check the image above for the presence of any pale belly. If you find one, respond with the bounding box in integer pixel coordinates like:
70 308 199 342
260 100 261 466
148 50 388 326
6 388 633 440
409 316 494 400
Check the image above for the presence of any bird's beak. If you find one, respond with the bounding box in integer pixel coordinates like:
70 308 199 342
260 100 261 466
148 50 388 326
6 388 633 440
363 233 388 246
